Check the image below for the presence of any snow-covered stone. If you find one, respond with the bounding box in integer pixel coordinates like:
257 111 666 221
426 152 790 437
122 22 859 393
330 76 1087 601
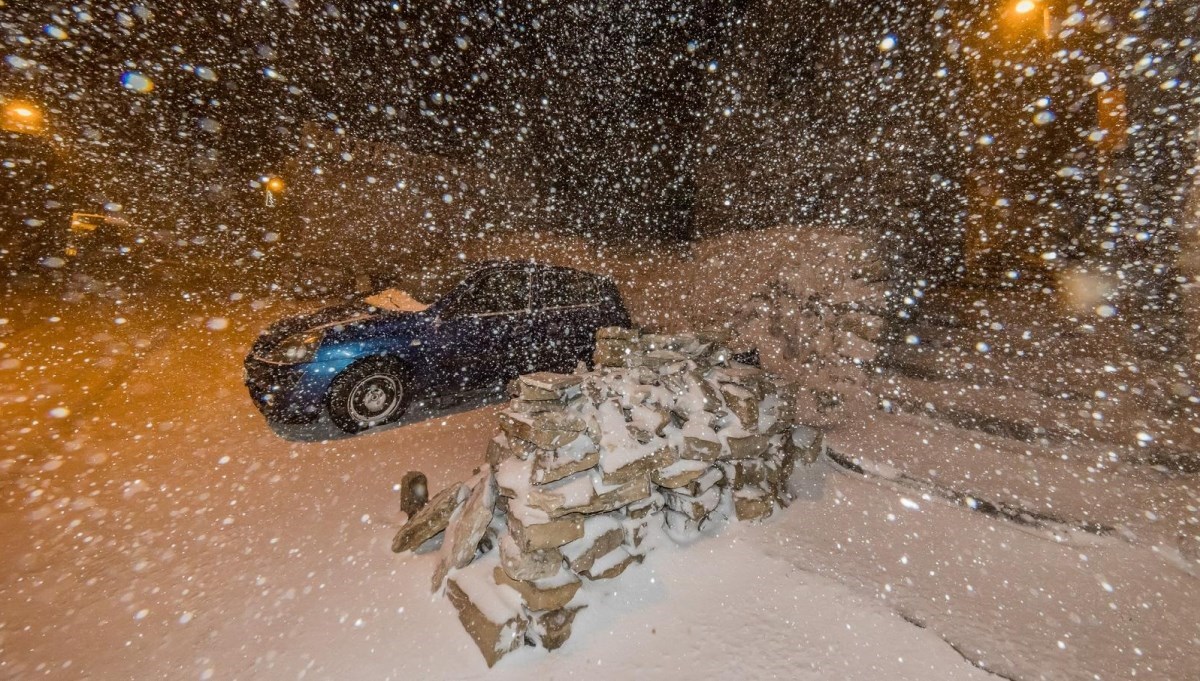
492 565 581 611
446 562 527 668
533 434 600 484
391 481 465 553
400 327 817 658
526 605 585 651
518 372 584 402
498 533 563 582
723 433 772 460
508 511 585 552
499 409 587 449
560 514 625 574
433 469 498 589
579 545 643 580
651 459 712 488
570 475 651 515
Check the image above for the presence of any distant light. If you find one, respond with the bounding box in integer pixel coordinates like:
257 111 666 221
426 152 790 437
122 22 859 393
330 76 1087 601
120 71 155 93
878 35 897 51
1089 71 1109 86
11 106 34 118
265 177 285 192
1015 0 1036 14
1033 110 1056 126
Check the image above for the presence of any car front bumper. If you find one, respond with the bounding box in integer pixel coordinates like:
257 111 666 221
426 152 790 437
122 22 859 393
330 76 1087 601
243 356 352 424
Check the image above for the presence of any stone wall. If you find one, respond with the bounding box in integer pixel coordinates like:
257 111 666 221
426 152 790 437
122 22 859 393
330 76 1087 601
390 327 821 666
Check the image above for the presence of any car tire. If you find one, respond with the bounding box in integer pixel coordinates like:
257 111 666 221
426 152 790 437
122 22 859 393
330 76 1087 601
327 358 411 433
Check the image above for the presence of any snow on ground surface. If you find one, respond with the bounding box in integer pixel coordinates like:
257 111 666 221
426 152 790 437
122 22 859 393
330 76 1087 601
2 279 1198 680
823 409 1200 563
0 290 987 680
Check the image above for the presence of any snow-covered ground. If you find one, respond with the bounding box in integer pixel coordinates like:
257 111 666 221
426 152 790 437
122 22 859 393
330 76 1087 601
3 285 1198 680
0 291 977 680
0 255 1195 681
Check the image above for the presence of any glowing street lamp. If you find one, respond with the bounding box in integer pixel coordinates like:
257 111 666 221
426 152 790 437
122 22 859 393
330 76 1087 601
1 99 46 135
1014 0 1036 14
263 176 285 206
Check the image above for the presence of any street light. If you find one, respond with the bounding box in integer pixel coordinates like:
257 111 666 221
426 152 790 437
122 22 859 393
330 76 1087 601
1 99 46 135
1014 0 1036 14
263 176 285 207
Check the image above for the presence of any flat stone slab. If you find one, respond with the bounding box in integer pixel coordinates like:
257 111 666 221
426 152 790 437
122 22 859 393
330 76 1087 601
724 433 773 460
528 605 585 651
570 476 650 515
493 566 581 611
509 511 585 552
579 546 643 580
447 567 527 668
500 410 588 450
519 372 585 401
433 470 498 588
391 482 465 553
499 533 563 582
561 514 626 574
601 446 677 486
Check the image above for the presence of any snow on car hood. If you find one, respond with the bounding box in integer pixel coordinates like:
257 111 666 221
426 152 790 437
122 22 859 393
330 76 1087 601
362 288 430 313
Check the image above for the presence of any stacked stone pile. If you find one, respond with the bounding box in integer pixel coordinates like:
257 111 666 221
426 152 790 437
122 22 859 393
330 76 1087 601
391 327 823 666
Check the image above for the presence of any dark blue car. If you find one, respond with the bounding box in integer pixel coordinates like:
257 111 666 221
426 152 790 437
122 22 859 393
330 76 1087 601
244 260 631 432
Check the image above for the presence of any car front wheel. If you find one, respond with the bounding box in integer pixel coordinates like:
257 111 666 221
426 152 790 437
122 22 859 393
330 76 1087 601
328 359 410 433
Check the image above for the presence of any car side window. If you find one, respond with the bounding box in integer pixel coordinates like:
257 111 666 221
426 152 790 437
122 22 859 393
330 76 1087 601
450 269 530 316
535 270 601 308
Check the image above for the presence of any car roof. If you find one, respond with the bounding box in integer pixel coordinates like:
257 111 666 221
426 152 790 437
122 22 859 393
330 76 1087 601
467 259 606 279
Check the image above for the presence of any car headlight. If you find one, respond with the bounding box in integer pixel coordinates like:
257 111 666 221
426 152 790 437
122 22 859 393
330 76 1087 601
263 330 324 364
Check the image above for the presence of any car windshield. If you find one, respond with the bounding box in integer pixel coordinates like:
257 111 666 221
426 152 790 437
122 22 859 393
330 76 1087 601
375 261 476 305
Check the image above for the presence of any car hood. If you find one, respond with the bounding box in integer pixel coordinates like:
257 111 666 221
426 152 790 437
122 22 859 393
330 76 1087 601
250 300 406 357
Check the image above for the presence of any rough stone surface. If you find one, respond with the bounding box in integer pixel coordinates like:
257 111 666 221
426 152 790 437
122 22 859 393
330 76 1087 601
509 512 585 552
663 485 722 522
569 477 650 515
433 472 498 589
391 482 465 553
680 436 722 462
392 328 821 660
564 526 626 574
601 446 677 485
534 444 601 485
724 434 772 460
528 606 585 651
399 471 429 518
786 425 823 465
651 461 711 489
498 533 563 582
579 547 643 580
485 437 511 467
721 385 761 431
446 575 527 668
500 410 587 450
519 372 584 401
734 492 775 522
493 567 581 611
